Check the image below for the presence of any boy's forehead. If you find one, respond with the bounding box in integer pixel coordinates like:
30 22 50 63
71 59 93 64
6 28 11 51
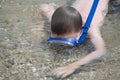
52 31 80 38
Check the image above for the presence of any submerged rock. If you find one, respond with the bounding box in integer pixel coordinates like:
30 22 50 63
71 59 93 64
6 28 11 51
108 0 120 14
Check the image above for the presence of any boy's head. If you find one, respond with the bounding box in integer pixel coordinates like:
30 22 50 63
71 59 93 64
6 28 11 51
51 6 83 36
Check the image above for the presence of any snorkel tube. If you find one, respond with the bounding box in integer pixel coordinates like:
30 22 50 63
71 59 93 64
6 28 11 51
78 0 99 45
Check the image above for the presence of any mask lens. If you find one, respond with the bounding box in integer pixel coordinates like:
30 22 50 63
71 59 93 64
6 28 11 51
48 37 78 47
50 42 74 49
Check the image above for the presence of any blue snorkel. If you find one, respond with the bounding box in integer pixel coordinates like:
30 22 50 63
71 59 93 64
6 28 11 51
48 0 99 47
78 0 99 45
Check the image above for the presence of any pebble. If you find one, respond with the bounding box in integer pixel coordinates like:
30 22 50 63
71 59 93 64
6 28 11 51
34 72 39 77
0 5 2 8
11 71 18 74
26 62 33 66
31 67 37 73
18 64 25 69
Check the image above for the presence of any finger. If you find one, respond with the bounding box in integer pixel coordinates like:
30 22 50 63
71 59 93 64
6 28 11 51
52 68 61 76
61 72 70 78
52 68 67 78
61 70 74 78
56 72 65 78
53 69 65 77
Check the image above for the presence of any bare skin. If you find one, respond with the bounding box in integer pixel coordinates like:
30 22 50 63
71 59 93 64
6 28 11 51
39 0 109 78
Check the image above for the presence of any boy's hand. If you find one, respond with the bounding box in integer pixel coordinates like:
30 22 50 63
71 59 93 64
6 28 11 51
39 4 53 14
52 64 79 78
38 3 55 21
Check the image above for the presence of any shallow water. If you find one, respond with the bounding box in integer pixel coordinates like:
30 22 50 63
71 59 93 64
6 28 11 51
0 0 120 80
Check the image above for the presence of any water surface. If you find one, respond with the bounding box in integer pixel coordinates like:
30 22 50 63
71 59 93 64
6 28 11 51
0 0 120 80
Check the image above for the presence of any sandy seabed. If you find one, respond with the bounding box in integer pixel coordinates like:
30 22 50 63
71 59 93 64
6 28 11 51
0 0 120 80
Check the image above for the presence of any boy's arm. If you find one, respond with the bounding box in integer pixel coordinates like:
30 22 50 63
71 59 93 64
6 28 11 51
52 26 106 78
70 27 106 67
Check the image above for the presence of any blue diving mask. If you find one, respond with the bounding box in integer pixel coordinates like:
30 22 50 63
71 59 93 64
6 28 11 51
48 30 83 47
48 0 99 47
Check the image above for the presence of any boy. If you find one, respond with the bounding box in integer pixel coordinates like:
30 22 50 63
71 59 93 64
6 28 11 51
39 0 109 78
